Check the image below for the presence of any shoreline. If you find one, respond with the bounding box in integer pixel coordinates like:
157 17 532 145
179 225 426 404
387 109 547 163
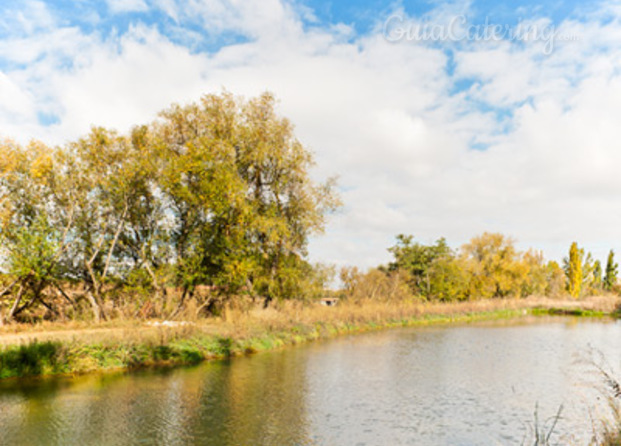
0 296 618 380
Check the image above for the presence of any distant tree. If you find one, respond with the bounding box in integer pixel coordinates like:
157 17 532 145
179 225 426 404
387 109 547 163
427 255 469 301
592 260 603 291
521 250 548 297
545 261 567 297
604 250 619 291
581 251 596 290
564 242 583 299
460 232 527 299
387 235 451 297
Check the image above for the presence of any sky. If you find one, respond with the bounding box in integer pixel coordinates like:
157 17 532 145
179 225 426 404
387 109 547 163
1 0 621 270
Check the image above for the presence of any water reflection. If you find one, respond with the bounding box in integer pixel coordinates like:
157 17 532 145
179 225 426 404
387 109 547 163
0 353 312 445
1 317 621 445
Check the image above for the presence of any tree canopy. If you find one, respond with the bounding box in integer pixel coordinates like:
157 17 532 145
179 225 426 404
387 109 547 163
0 92 340 322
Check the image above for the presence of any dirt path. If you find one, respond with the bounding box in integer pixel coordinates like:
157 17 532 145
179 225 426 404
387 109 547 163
0 327 136 346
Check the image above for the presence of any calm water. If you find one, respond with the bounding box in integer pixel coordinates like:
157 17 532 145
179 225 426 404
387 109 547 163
1 317 621 445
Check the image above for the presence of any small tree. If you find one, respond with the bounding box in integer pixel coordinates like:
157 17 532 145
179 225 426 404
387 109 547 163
592 260 603 291
604 250 619 291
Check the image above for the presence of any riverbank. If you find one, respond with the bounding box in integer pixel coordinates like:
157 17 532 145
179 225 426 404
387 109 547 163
0 295 618 380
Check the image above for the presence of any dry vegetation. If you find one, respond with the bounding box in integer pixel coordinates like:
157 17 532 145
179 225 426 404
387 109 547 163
1 294 617 354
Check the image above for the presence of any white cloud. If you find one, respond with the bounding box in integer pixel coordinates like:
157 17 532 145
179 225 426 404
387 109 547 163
0 0 55 36
106 0 149 14
0 72 34 118
177 0 300 40
2 0 621 268
53 23 211 138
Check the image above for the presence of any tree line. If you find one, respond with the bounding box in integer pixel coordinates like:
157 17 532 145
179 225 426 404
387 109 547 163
0 92 339 323
341 233 619 302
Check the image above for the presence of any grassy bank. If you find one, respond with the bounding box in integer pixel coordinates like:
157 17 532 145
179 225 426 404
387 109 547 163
0 296 618 380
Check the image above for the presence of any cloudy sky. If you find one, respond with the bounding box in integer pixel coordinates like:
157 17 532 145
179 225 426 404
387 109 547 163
1 0 621 269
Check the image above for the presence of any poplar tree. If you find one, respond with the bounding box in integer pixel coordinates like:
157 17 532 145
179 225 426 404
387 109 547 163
604 250 618 291
592 260 603 290
564 242 583 299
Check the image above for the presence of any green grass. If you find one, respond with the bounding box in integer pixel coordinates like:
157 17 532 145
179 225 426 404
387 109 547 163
531 307 608 317
0 342 67 379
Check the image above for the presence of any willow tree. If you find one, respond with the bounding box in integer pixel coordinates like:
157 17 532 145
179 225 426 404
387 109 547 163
152 92 339 310
60 126 166 321
235 93 340 304
0 140 72 322
152 92 248 312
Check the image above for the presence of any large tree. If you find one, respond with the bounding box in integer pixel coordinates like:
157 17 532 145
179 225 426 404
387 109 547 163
153 92 340 310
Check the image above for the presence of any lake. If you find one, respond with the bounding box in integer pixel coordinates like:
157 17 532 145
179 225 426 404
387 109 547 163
1 316 621 445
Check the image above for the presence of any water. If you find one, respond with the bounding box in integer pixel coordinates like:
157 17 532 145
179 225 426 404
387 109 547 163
1 317 621 445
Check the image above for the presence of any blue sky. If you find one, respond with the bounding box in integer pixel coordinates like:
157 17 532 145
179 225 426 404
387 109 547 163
2 0 621 269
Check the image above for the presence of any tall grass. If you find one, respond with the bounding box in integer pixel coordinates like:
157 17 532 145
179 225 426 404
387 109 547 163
589 357 621 445
522 403 564 446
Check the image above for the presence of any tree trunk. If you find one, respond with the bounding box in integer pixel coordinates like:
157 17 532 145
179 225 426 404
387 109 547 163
37 295 60 319
55 283 78 309
169 285 192 319
85 262 108 322
9 286 30 321
144 262 167 302
86 289 104 322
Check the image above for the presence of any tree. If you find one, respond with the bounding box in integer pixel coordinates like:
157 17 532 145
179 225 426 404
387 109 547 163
604 250 618 291
545 260 567 297
234 93 340 305
387 235 451 296
427 255 469 301
460 232 527 299
339 267 412 302
153 92 340 310
592 260 603 291
0 140 75 322
564 242 583 299
521 250 548 297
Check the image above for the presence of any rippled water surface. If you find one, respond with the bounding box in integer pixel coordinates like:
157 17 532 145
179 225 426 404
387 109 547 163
2 317 621 445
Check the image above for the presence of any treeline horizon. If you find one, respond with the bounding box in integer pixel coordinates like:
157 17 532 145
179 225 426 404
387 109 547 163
341 233 619 302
